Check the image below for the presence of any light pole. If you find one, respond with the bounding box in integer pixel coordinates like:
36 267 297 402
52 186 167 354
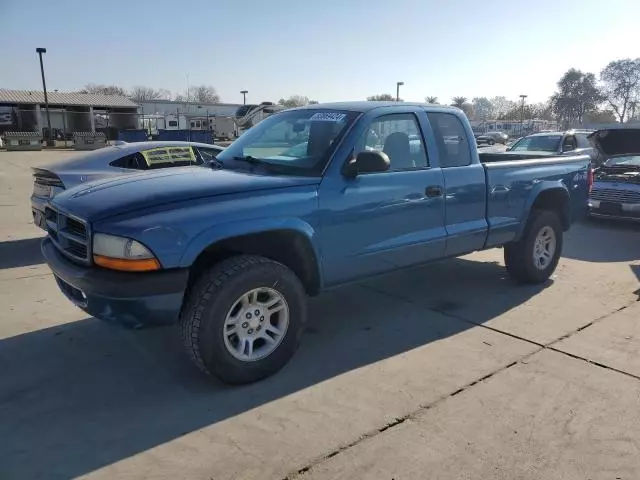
240 90 248 105
519 94 527 136
396 82 404 102
36 47 53 146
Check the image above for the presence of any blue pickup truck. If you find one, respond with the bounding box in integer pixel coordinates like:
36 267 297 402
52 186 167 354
42 102 592 384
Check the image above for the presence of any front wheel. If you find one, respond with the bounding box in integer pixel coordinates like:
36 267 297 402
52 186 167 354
504 209 563 284
181 255 307 384
488 139 495 145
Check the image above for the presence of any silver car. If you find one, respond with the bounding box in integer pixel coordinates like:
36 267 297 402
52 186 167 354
31 141 224 230
476 131 508 145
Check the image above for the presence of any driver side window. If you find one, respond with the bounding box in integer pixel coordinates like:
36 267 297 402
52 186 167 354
358 113 428 171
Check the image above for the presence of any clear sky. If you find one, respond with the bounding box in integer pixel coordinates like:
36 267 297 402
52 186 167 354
2 0 638 105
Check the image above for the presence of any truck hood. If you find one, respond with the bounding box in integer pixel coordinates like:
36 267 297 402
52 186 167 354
588 128 640 157
52 166 320 221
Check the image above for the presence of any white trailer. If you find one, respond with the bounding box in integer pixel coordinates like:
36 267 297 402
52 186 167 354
157 114 188 130
212 116 236 140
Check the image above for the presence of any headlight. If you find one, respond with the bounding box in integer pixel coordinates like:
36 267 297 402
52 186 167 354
92 233 160 272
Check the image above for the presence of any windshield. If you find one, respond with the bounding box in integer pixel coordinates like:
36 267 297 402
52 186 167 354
510 135 562 153
216 109 359 176
604 155 640 167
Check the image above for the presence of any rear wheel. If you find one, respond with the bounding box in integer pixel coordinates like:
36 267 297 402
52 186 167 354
488 139 495 145
181 255 307 384
504 209 563 284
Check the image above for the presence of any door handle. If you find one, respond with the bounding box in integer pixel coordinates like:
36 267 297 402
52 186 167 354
425 185 443 198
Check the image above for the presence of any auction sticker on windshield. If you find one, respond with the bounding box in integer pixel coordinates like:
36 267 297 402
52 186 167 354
309 112 347 122
141 146 195 166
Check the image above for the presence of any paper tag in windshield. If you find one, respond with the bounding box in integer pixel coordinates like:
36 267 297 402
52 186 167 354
310 112 347 122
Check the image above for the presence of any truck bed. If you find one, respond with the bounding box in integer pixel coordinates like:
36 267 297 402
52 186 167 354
481 153 591 248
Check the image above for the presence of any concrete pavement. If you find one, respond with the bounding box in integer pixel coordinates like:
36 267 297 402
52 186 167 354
0 150 639 479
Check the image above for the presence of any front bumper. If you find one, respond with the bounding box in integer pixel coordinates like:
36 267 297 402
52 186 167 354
588 199 640 222
42 237 189 328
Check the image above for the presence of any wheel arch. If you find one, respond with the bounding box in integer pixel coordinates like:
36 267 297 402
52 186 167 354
182 220 322 296
516 184 570 241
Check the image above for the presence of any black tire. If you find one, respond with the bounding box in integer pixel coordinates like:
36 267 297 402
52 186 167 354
504 209 563 284
181 255 307 384
488 139 495 145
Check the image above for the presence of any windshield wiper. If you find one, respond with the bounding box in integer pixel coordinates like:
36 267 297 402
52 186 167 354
233 155 282 172
233 155 264 165
207 159 224 169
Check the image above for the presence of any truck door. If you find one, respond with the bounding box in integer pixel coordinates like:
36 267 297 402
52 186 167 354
426 112 488 256
319 110 446 286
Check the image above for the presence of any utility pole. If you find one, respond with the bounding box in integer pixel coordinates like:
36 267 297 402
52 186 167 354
396 82 404 102
519 94 528 136
36 47 53 146
240 90 248 105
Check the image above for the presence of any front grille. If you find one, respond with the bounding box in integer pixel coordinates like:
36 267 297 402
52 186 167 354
64 217 87 239
65 240 88 258
590 188 640 204
45 206 91 264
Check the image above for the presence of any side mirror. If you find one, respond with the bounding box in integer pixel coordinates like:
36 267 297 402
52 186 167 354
505 146 512 152
344 150 390 177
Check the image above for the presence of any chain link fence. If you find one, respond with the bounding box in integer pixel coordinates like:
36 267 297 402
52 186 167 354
1 108 233 147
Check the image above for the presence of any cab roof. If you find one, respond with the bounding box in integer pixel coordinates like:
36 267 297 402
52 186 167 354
292 101 461 113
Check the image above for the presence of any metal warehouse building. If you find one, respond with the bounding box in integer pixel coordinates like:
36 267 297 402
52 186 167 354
138 99 243 118
0 89 139 138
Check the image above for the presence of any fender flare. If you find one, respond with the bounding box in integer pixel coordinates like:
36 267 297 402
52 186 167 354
515 181 570 241
179 217 322 293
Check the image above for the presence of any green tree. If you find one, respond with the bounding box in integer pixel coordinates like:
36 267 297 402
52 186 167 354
584 109 616 124
550 69 601 124
425 96 438 104
471 97 494 121
367 93 397 101
600 58 640 122
278 95 311 107
451 97 474 118
451 96 467 108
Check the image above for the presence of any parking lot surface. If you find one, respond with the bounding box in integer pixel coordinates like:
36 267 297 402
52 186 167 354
1 150 639 479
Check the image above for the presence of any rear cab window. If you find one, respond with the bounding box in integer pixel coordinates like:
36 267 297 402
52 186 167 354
426 112 471 167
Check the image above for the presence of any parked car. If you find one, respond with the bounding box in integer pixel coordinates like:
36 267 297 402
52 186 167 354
588 128 640 222
31 141 224 230
505 130 599 162
41 102 591 384
475 131 508 145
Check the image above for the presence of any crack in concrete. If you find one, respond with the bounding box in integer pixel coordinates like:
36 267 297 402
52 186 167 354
279 282 640 479
281 358 522 480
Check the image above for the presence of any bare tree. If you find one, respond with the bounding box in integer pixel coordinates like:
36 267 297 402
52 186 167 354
425 96 438 104
175 85 220 104
600 58 640 122
278 95 311 107
489 96 516 119
80 84 127 96
367 93 396 101
130 86 171 101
